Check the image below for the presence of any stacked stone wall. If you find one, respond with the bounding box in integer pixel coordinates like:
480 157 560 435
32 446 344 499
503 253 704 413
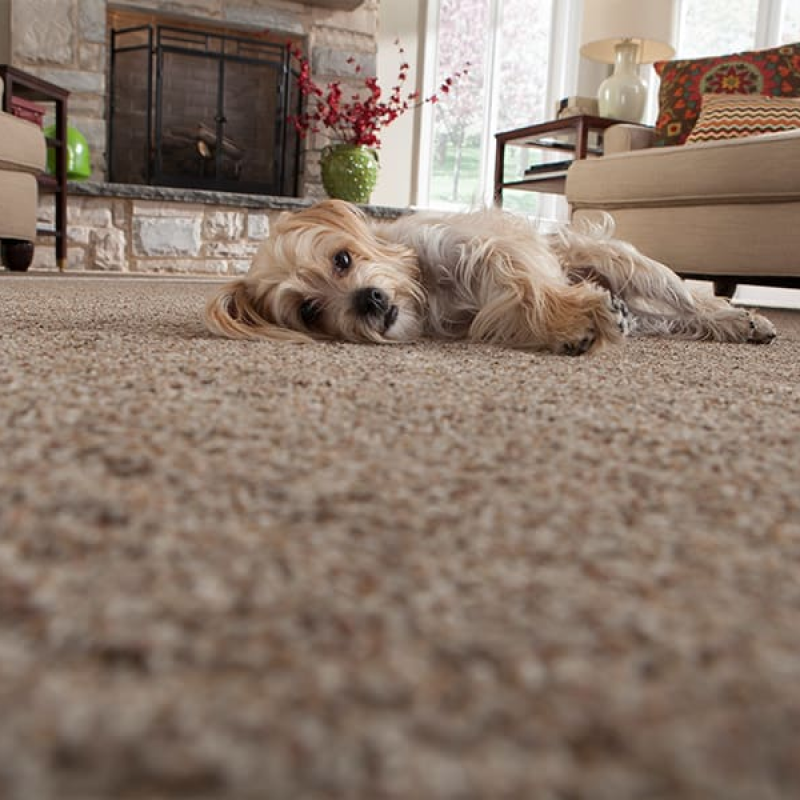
34 191 274 274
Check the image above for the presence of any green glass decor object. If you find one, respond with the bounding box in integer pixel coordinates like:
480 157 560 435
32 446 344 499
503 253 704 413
44 124 91 180
320 144 379 204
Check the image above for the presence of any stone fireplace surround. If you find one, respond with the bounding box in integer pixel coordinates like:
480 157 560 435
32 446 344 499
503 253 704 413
108 18 302 197
2 0 389 274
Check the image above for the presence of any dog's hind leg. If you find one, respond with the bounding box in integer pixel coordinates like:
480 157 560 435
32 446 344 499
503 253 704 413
627 293 777 343
552 224 696 313
552 224 776 344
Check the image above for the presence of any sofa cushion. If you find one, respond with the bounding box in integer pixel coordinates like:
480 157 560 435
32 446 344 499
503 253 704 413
0 110 47 173
653 42 800 147
566 128 800 208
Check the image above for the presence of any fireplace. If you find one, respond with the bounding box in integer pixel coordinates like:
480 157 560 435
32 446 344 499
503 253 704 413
109 23 301 196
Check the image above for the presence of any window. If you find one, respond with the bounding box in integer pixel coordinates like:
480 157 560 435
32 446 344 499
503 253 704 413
426 0 491 210
676 0 799 56
677 0 760 58
422 0 563 214
782 1 800 42
419 0 797 212
494 0 558 215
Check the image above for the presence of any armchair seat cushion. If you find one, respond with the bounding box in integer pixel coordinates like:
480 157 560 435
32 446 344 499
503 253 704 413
0 111 46 174
0 171 39 240
0 78 47 253
565 127 800 283
566 128 800 208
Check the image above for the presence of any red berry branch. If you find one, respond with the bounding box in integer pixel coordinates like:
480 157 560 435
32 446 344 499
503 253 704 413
288 41 469 149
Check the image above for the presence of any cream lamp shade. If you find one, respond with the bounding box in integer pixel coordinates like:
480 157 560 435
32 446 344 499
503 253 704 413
580 0 676 123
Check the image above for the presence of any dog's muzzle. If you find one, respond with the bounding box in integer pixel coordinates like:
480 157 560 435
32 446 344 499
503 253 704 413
353 287 398 333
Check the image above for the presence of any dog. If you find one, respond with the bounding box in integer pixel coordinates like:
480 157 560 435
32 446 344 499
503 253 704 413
205 199 776 354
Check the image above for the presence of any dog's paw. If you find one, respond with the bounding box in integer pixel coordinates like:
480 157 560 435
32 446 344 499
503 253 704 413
611 294 632 337
747 312 777 344
560 334 596 356
557 292 629 356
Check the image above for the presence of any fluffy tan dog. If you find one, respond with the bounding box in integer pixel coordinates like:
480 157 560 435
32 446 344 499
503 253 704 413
205 199 776 354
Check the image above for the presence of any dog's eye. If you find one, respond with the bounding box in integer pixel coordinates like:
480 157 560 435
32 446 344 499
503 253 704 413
299 299 322 327
332 250 352 275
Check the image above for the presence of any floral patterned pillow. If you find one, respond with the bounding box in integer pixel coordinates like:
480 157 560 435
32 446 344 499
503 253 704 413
653 43 800 146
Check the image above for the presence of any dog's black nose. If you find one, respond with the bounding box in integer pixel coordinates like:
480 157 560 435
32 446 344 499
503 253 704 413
353 286 389 317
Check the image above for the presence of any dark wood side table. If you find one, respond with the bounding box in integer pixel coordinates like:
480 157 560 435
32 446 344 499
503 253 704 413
494 115 622 206
1 65 69 270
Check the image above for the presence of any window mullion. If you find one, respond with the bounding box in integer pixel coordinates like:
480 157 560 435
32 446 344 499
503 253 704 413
415 0 444 206
755 0 784 47
475 0 503 206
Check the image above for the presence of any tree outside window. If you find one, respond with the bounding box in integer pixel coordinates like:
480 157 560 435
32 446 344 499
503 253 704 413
428 0 554 212
429 0 489 209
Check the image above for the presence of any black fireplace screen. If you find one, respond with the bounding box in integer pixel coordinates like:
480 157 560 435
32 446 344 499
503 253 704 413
109 25 301 196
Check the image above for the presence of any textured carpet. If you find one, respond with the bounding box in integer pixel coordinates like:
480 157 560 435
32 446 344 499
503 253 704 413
2 274 800 800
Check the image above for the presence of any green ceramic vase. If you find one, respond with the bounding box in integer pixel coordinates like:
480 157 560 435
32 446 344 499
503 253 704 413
320 144 379 204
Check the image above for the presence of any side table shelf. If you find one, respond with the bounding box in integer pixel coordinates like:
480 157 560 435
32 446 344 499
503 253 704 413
494 115 622 207
0 65 69 270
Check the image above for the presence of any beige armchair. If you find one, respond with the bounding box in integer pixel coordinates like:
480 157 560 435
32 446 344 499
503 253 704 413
565 124 800 296
0 75 47 271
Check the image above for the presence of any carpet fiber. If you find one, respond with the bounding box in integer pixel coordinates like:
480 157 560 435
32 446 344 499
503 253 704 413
2 274 800 800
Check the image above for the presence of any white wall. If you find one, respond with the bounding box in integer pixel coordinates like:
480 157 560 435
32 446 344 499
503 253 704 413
372 0 426 207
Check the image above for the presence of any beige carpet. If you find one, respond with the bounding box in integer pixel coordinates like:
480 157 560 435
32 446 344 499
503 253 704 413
2 273 800 800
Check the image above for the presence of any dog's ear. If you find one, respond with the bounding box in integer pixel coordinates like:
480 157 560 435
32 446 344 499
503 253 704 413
276 199 368 238
204 279 311 341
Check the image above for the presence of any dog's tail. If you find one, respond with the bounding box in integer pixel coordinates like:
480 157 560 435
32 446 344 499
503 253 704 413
204 279 311 342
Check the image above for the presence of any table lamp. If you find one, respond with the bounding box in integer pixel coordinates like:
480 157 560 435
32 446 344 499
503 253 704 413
580 0 676 123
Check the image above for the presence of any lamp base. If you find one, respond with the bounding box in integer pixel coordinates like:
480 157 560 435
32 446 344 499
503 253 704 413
597 40 647 123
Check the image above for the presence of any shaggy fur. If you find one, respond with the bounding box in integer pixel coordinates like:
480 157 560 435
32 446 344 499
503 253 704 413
205 200 776 354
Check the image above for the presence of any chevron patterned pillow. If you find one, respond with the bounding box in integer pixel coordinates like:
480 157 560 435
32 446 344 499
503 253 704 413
686 93 800 143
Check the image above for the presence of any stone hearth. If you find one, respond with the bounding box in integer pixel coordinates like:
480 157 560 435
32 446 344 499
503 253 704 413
33 181 401 274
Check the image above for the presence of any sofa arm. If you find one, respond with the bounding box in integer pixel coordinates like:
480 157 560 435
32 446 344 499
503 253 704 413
604 124 656 154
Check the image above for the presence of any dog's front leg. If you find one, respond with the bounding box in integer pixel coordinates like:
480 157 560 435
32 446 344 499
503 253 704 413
401 212 629 354
468 275 629 355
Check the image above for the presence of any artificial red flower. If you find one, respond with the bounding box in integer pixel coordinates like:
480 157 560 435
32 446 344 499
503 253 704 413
288 43 468 148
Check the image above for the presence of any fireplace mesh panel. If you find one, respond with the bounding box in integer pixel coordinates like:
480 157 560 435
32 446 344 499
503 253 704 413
110 25 300 196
